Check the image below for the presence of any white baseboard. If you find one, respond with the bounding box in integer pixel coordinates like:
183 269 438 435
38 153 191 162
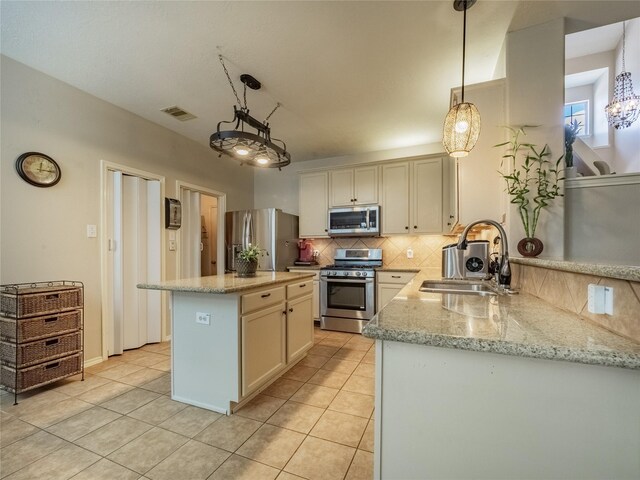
163 335 171 342
84 356 104 368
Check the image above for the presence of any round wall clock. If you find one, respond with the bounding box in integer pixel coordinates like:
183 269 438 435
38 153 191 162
15 152 62 187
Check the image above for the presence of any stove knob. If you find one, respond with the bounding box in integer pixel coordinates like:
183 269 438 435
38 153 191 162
355 271 361 276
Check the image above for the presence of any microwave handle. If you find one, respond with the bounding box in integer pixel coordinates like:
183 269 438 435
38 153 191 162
366 208 370 230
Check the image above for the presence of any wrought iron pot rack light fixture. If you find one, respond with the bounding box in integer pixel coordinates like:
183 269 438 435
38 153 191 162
442 0 481 158
210 55 291 169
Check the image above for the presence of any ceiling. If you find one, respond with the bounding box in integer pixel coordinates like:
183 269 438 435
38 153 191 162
2 1 639 163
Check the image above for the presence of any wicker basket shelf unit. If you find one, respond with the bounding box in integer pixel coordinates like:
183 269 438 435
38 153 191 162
0 281 84 404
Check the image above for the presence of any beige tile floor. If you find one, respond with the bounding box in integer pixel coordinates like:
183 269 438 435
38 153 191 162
0 327 374 480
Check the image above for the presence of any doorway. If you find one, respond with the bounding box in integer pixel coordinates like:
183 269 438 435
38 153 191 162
176 181 226 279
101 161 165 358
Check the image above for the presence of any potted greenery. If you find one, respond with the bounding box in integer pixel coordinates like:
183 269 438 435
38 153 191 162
495 126 564 257
236 244 266 277
564 119 582 177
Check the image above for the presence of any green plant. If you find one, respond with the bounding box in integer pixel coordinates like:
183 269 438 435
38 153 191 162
564 119 582 168
237 244 267 262
495 126 564 238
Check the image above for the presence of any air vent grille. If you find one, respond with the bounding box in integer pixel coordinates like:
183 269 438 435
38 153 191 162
161 106 196 121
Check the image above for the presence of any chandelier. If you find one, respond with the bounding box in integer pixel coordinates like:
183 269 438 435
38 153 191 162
442 0 481 158
605 21 640 130
210 55 291 169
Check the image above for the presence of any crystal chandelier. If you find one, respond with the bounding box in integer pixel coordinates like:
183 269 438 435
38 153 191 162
442 0 481 158
210 55 291 169
605 21 640 130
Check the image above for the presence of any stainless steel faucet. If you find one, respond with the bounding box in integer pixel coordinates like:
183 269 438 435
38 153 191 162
457 219 511 288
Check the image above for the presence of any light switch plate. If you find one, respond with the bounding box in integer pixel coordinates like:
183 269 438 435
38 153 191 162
588 284 614 314
86 224 97 238
406 248 414 259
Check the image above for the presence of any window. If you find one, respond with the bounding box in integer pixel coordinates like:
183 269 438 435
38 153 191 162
564 101 589 136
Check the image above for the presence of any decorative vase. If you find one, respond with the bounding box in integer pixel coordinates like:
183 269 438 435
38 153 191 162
236 258 258 277
517 237 544 257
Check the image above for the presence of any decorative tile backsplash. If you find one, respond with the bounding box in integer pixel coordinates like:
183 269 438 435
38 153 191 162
307 235 458 269
512 263 640 343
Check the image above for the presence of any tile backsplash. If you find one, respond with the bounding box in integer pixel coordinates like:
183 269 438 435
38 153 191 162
512 263 640 343
307 235 458 269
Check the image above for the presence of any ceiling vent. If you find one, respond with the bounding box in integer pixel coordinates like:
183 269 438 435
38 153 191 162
161 106 196 121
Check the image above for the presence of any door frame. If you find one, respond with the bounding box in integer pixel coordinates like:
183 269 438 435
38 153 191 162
175 181 226 278
100 160 166 360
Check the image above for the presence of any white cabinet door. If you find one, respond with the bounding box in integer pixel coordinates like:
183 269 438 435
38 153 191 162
381 162 410 235
287 294 314 364
241 302 286 397
329 169 355 207
412 158 443 234
354 166 378 205
377 284 403 312
299 172 329 238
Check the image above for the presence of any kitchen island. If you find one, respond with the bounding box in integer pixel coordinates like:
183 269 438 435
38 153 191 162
363 270 640 480
139 271 315 414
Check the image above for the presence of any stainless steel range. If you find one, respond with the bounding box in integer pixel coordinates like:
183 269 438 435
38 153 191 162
320 248 382 333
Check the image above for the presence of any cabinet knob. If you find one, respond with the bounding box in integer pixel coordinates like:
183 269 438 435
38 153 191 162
447 222 452 226
289 307 294 313
413 225 417 229
449 215 455 219
354 198 357 202
405 226 409 230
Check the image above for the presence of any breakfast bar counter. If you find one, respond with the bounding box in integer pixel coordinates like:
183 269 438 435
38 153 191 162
363 269 640 480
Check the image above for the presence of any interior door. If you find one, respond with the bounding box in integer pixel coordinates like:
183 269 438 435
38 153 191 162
179 188 201 278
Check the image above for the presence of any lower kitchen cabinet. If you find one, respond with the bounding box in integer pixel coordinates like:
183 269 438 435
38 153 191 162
167 275 315 414
241 302 286 397
376 271 417 311
286 294 313 364
287 269 320 321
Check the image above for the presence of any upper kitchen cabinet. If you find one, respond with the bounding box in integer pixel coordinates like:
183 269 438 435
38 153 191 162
451 79 506 226
299 171 329 238
329 166 378 207
381 156 452 235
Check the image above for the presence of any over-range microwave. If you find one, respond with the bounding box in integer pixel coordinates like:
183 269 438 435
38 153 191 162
328 205 380 237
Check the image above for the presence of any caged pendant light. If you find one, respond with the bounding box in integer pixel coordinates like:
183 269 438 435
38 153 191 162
210 55 291 169
442 0 481 158
605 21 640 130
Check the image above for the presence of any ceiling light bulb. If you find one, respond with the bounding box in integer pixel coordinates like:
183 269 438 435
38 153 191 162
454 120 469 133
234 145 250 156
256 157 269 165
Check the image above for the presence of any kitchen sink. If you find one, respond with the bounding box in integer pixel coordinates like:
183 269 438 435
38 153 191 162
419 280 498 296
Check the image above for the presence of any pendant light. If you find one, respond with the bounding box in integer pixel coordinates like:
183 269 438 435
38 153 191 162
442 0 481 158
605 21 640 130
210 55 291 169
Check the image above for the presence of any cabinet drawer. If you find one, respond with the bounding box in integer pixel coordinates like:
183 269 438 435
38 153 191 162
287 280 313 300
377 271 417 285
242 287 286 315
1 331 81 368
0 310 82 342
1 353 82 393
1 286 83 318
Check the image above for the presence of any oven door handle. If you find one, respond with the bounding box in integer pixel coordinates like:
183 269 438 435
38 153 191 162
320 277 374 284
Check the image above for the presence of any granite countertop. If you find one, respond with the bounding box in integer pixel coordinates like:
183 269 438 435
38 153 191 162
375 267 421 273
511 257 640 282
363 270 640 370
138 271 315 294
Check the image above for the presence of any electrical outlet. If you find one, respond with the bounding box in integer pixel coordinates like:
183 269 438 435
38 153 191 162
196 312 210 325
169 240 176 251
86 224 97 238
406 248 414 259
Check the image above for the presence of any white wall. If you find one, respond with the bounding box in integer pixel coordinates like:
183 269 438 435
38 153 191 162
506 19 566 258
0 55 254 361
613 18 640 174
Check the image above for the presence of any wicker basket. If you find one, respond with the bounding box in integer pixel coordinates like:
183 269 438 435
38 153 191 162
1 332 81 368
1 353 82 392
236 258 258 277
1 286 83 318
0 310 81 342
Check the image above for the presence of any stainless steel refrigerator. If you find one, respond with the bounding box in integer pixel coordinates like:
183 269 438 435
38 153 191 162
225 208 299 272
